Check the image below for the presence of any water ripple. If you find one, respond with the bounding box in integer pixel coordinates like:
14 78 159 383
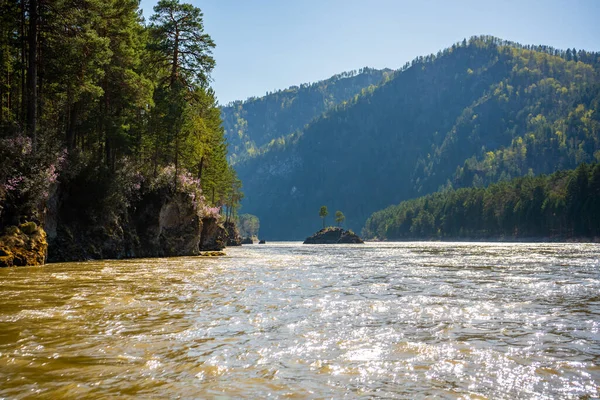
0 242 599 398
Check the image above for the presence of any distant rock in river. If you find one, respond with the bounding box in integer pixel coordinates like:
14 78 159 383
303 227 364 244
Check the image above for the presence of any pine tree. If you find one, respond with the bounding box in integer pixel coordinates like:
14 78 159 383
319 206 328 229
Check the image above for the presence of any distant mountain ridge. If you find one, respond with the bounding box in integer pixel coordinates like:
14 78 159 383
231 36 600 240
220 68 393 163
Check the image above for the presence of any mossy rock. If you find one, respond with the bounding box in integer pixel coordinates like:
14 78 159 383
19 221 38 235
0 223 47 267
0 247 14 267
4 226 20 235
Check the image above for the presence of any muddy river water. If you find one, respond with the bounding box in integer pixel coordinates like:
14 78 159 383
1 242 599 398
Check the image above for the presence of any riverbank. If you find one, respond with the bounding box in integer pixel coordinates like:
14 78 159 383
1 166 244 267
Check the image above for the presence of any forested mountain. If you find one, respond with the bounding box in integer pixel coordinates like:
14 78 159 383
363 163 600 240
235 36 600 240
220 68 392 163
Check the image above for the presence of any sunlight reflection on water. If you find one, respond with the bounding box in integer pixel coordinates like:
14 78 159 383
0 242 599 398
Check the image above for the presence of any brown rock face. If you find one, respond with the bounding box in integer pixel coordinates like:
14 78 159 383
0 222 48 267
199 217 227 251
224 221 242 246
140 191 202 257
49 188 204 262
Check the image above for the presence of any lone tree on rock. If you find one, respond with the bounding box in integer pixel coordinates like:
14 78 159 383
335 211 345 227
319 206 328 228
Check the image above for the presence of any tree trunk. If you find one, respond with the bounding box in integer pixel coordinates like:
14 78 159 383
26 0 38 148
174 128 179 189
6 69 11 121
103 80 111 168
20 0 26 124
152 127 159 178
197 155 204 181
170 28 179 86
66 100 77 151
0 68 4 123
37 38 43 127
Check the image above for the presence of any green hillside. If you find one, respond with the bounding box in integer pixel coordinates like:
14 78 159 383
363 163 600 240
234 36 600 240
220 68 392 163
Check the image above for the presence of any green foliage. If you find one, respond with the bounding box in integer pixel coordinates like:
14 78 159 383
0 0 240 230
149 0 215 88
0 132 65 226
335 210 345 227
236 36 600 239
363 163 600 240
319 206 328 228
237 213 259 238
319 206 328 217
221 68 392 164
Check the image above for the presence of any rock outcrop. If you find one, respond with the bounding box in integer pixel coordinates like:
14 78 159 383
224 221 242 246
303 227 364 244
132 190 202 257
0 222 47 267
241 237 253 244
3 164 232 265
47 187 225 262
199 217 227 251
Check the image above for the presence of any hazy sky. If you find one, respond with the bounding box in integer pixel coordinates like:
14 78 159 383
138 0 600 105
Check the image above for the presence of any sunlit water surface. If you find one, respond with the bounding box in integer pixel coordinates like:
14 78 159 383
1 242 599 399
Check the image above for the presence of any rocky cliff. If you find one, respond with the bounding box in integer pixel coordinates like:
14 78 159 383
44 186 226 263
224 221 242 246
199 217 227 251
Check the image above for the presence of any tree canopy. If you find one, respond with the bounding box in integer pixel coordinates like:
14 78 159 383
220 68 392 164
0 0 241 230
363 163 600 240
237 213 260 238
319 206 328 228
335 211 345 227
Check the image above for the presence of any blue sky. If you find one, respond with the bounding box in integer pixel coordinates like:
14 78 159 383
139 0 600 105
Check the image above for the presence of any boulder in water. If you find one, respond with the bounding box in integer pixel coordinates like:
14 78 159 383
303 227 364 244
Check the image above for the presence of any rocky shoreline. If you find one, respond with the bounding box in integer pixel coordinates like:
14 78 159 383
0 186 242 267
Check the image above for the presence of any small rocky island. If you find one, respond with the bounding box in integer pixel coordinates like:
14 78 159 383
303 227 364 244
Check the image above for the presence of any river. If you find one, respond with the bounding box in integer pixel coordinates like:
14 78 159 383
1 242 599 399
